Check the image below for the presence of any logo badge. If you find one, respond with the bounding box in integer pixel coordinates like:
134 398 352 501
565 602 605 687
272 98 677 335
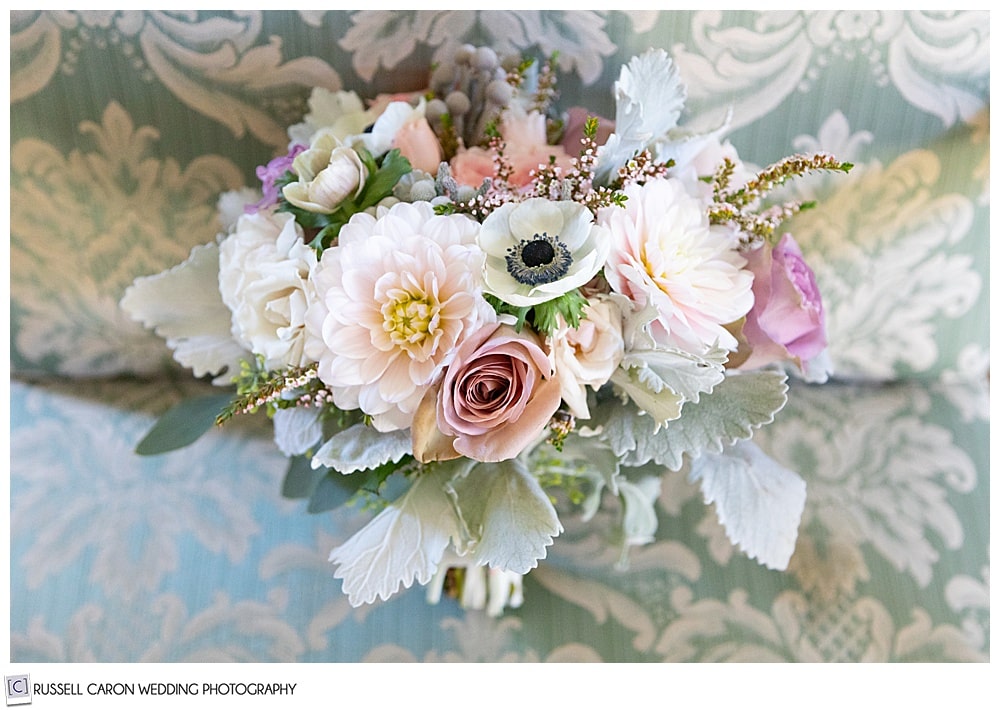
5 676 31 706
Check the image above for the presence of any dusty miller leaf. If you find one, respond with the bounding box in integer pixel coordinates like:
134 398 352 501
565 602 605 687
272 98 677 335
453 459 563 574
689 440 806 570
312 423 412 474
596 370 789 470
619 345 728 403
328 464 463 606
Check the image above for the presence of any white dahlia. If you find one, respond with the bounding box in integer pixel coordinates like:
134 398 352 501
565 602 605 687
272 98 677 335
598 177 753 352
305 201 496 431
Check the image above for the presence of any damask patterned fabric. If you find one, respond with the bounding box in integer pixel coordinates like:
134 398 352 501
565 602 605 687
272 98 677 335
8 10 990 663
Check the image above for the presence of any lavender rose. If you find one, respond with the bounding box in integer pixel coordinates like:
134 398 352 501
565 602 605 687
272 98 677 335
413 323 562 463
734 233 827 371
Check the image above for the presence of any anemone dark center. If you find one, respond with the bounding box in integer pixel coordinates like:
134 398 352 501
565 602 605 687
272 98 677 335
521 239 556 267
505 231 574 287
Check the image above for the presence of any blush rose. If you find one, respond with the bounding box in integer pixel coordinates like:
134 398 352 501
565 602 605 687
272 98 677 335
413 322 562 463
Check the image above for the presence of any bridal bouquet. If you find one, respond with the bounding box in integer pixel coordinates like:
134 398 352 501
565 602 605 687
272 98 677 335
122 46 850 616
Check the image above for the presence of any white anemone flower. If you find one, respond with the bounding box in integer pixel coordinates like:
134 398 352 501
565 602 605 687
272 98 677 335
598 177 753 352
479 198 611 308
305 201 496 432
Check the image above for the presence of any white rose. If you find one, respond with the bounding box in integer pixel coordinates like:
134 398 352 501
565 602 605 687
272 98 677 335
550 296 625 419
283 130 368 214
219 210 318 370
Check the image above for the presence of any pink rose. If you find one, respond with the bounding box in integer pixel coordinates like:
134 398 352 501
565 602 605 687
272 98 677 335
412 323 562 463
392 116 444 175
735 233 827 371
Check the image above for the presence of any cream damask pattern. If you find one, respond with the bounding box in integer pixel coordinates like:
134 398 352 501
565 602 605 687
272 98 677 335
9 10 989 663
672 11 990 132
10 102 244 376
10 10 343 148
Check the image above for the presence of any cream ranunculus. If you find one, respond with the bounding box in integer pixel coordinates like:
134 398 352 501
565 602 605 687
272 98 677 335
282 130 368 214
218 210 318 370
479 198 611 308
598 177 753 353
550 296 625 419
304 201 496 432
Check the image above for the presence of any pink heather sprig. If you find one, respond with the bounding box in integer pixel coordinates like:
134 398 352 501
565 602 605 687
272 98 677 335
442 133 518 220
530 53 560 116
615 149 673 188
527 116 625 213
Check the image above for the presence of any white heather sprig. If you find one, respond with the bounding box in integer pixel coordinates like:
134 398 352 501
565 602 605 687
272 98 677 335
216 364 323 424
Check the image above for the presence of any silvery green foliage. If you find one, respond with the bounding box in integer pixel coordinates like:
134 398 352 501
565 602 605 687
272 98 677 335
329 462 468 606
311 423 412 474
689 440 807 571
119 243 250 385
594 371 789 470
329 455 561 606
453 459 563 574
594 48 687 184
271 406 323 457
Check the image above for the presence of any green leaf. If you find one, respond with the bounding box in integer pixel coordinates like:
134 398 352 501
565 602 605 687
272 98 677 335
281 455 326 499
357 148 412 210
274 200 332 230
135 393 235 455
530 289 589 334
307 472 358 514
355 459 405 495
